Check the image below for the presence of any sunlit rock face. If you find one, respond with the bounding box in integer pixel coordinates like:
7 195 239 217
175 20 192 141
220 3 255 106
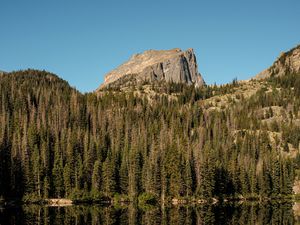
98 48 205 90
255 45 300 79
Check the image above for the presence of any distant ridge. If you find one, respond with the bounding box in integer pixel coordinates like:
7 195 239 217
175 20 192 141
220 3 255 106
255 44 300 79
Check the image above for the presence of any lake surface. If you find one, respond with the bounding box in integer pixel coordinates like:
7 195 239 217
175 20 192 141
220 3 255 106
1 202 300 225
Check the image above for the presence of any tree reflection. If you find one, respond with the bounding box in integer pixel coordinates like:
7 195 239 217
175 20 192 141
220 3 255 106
0 201 296 225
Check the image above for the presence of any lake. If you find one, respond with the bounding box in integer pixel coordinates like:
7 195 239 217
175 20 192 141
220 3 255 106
1 201 300 225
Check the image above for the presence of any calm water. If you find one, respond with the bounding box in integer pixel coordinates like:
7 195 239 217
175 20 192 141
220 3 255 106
1 202 300 225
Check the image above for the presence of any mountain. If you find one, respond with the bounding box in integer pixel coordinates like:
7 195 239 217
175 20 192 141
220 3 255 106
255 45 300 79
1 45 300 204
98 48 205 90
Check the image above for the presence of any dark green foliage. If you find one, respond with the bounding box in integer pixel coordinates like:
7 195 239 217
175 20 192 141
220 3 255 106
0 69 299 202
138 192 157 205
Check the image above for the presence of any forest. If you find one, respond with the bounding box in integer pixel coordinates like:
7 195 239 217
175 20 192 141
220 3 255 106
0 69 300 203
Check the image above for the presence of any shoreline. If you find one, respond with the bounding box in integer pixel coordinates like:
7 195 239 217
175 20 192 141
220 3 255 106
0 196 298 208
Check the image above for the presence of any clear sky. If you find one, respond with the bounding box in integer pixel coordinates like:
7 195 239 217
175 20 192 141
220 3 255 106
1 0 300 92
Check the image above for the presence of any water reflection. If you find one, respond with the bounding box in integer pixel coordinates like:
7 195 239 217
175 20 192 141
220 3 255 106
0 202 297 225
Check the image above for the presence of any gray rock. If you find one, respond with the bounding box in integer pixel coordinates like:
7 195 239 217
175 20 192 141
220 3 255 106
98 48 205 90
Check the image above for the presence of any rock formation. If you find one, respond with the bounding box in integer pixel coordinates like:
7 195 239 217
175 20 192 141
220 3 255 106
98 48 205 90
255 45 300 79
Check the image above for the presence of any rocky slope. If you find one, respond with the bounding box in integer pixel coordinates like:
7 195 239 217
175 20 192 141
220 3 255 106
255 45 300 79
98 48 205 90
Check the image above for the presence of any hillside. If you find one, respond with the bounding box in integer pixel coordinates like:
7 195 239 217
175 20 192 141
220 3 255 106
1 45 300 204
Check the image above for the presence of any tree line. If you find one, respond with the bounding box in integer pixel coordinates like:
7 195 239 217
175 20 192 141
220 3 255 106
0 69 299 202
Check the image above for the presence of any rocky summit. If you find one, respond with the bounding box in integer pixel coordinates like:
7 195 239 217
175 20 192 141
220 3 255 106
255 45 300 79
98 48 205 90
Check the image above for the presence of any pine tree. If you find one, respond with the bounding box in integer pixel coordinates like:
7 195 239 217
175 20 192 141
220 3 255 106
43 176 50 198
52 153 64 197
102 156 116 197
91 160 102 192
119 156 129 195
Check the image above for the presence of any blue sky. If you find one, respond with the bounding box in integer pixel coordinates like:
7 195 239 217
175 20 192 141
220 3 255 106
1 0 300 92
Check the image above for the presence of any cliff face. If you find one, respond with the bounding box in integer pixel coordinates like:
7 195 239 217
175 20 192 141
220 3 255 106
98 48 205 89
255 45 300 79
